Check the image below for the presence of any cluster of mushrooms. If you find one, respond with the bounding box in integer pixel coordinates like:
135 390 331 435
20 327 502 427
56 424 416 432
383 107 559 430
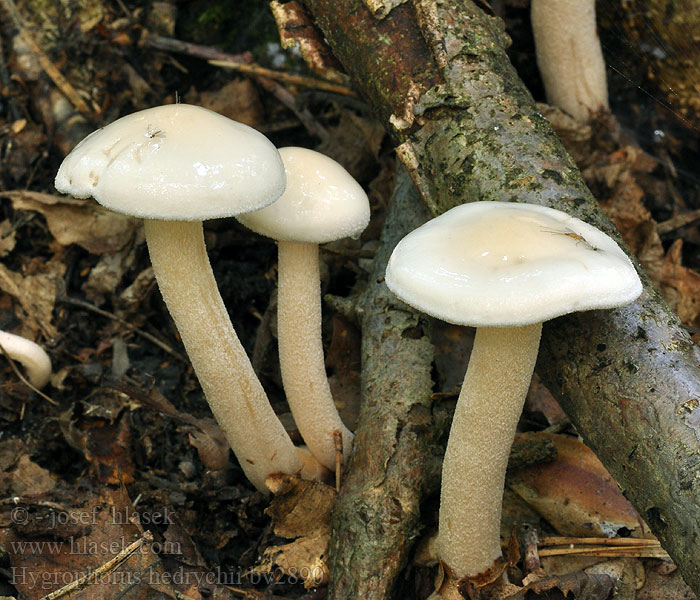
54 100 642 596
55 104 368 492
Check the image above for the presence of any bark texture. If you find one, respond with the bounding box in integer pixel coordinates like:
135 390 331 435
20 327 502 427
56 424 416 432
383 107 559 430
328 166 439 599
300 0 700 597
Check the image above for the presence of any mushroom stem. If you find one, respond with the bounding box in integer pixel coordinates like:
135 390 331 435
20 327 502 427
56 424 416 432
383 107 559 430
0 330 52 389
531 0 609 121
277 240 353 469
438 323 542 579
144 220 302 492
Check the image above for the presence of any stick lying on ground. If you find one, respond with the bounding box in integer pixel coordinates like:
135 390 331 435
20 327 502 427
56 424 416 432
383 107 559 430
297 1 700 597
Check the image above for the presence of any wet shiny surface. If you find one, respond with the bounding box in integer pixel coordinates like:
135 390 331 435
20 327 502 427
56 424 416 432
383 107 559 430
236 147 370 243
55 104 285 220
385 202 642 327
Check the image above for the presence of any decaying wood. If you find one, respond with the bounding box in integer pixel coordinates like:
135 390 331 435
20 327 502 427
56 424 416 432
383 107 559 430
328 166 438 599
297 0 700 597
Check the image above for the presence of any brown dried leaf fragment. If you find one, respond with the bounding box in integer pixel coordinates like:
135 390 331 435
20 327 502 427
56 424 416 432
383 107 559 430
59 395 135 484
0 220 17 257
660 239 700 327
0 258 64 341
253 474 336 588
507 571 616 600
265 473 336 538
2 190 140 254
186 79 265 127
508 434 645 539
188 419 230 471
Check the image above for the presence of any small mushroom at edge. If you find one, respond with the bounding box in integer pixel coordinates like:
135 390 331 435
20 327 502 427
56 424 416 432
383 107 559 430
0 330 51 389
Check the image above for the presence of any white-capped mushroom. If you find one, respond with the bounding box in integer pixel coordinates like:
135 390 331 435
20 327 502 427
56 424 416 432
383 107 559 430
531 0 609 121
237 147 370 470
0 330 51 389
55 104 303 492
385 201 641 591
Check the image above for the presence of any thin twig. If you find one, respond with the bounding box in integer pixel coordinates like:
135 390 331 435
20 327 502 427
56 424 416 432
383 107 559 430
333 429 343 492
248 74 329 140
57 296 188 363
538 546 669 559
537 536 669 559
0 339 57 405
539 536 660 547
657 208 700 235
0 0 93 118
143 34 354 97
38 531 153 600
140 33 330 139
209 59 356 97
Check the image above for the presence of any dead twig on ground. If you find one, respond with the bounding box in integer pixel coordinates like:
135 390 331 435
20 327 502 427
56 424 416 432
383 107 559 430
141 33 332 139
37 531 153 600
57 296 188 363
0 0 94 118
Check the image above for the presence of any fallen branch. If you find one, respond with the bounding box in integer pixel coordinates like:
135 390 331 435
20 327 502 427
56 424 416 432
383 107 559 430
328 166 439 599
297 0 700 597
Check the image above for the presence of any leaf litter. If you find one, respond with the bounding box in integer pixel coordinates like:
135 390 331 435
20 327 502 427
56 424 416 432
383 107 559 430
0 0 698 599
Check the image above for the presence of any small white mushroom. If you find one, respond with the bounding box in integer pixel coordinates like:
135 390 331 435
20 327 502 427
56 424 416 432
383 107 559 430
385 201 641 590
237 147 370 470
531 0 609 121
55 104 304 492
0 330 51 389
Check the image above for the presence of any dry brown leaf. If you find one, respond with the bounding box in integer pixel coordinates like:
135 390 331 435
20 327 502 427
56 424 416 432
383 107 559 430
253 534 329 589
539 103 595 165
254 474 336 589
524 374 567 427
660 239 700 327
585 559 645 600
508 434 646 539
59 394 135 485
265 473 336 538
0 453 56 498
1 190 140 254
0 489 183 600
0 220 17 257
188 419 230 471
637 568 697 600
117 266 156 314
82 243 139 305
188 79 264 127
507 571 616 600
0 258 64 341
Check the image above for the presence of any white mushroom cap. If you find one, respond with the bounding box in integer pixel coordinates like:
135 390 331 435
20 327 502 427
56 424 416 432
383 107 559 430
55 104 285 220
385 202 642 327
236 147 370 243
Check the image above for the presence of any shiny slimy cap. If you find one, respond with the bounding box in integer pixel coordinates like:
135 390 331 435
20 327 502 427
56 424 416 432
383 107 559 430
385 201 642 327
236 147 369 243
55 104 285 220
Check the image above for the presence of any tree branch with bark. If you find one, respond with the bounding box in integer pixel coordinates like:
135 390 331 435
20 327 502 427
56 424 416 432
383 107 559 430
286 1 700 597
